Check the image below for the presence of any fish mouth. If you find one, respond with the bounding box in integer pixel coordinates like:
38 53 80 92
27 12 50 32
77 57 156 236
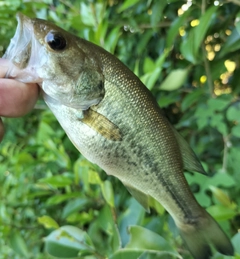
3 13 43 83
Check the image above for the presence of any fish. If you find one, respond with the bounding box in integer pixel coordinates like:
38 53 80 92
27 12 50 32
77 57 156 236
3 13 234 259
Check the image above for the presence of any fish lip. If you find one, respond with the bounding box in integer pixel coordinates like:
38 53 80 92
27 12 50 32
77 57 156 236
3 13 43 83
3 13 33 63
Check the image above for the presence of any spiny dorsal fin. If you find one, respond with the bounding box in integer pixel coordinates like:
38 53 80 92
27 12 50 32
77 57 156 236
81 109 122 141
123 181 150 212
172 127 207 175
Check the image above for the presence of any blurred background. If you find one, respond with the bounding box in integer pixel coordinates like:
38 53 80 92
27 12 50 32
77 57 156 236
0 0 240 258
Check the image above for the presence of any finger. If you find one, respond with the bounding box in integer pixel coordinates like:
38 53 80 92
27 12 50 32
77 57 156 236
0 118 4 142
0 79 39 117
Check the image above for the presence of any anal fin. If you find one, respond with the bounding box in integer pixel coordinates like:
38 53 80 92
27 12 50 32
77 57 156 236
123 181 150 213
172 126 207 175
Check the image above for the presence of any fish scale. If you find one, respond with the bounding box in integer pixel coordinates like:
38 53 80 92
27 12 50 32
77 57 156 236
3 13 234 259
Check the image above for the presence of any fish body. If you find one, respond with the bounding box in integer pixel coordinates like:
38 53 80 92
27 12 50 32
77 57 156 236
3 14 234 259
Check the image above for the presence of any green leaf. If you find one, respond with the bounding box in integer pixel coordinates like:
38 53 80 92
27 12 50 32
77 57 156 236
9 231 30 258
87 169 102 185
159 68 189 91
209 186 236 209
227 103 240 123
39 175 73 187
232 124 240 137
38 215 59 229
62 198 88 219
143 57 156 74
141 50 169 90
97 205 121 252
219 28 240 58
166 9 190 48
126 226 174 252
101 180 115 207
181 89 204 112
110 250 143 259
150 1 167 28
207 98 229 112
44 225 95 258
181 6 218 63
118 198 145 246
236 11 240 35
207 204 236 221
232 232 240 254
118 0 139 13
46 193 81 205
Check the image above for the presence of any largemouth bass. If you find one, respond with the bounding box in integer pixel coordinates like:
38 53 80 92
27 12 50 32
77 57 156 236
3 14 234 259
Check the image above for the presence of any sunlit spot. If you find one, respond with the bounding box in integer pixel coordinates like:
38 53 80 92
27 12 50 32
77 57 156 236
214 0 219 6
179 26 186 36
214 86 232 96
191 19 199 27
178 8 184 16
205 44 212 51
206 35 213 43
214 44 221 52
225 29 231 36
200 75 207 84
207 51 215 61
225 60 236 72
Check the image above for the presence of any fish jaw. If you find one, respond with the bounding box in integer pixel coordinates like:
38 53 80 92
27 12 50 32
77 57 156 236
3 13 45 83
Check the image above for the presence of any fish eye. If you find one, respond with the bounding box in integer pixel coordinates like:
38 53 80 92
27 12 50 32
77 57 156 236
45 31 66 51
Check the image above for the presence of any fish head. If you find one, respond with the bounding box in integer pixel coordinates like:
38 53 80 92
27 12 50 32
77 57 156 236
3 13 105 110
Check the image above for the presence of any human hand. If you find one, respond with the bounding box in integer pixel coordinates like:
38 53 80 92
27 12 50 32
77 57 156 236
0 58 39 142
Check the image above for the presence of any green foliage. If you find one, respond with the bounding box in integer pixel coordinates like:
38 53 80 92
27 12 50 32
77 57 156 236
1 0 240 259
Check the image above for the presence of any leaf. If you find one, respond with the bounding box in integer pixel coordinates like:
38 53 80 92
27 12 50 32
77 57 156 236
101 180 115 207
166 9 190 48
39 175 73 187
150 1 167 28
227 103 240 123
219 28 240 58
209 186 236 209
44 225 95 258
181 89 204 112
62 198 88 219
110 226 180 259
232 124 240 138
181 6 218 63
38 215 59 229
141 50 169 90
46 193 81 205
88 169 102 185
117 0 139 13
9 231 30 258
110 250 143 259
207 98 229 112
232 232 240 254
236 11 240 35
159 68 189 91
126 226 174 252
206 205 236 221
97 205 121 252
118 198 145 246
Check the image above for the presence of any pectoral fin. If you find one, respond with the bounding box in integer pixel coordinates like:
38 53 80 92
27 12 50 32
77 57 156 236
123 182 150 212
172 127 207 175
81 109 122 141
